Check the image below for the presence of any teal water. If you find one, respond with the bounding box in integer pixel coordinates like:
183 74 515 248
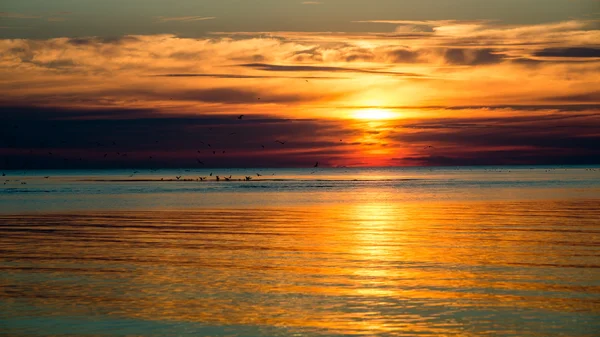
1 166 599 212
1 166 599 336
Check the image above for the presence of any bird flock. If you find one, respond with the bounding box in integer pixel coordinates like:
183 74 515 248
0 113 329 183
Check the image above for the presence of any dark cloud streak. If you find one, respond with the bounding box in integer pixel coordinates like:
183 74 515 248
239 63 425 77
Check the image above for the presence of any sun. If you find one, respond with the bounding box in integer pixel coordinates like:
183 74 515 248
353 108 396 120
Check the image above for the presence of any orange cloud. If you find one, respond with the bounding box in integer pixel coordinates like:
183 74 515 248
0 19 598 166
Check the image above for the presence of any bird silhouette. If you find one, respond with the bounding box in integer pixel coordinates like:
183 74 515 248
210 172 213 176
256 173 262 177
261 145 265 149
197 159 204 165
245 176 252 181
275 140 286 145
238 115 244 120
216 176 220 181
176 176 181 180
314 161 319 168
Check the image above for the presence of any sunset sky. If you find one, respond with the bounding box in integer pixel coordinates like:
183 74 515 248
1 0 599 168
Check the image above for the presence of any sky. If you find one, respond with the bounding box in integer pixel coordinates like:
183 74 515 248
1 0 599 168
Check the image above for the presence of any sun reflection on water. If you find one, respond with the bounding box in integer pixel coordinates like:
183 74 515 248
1 199 599 336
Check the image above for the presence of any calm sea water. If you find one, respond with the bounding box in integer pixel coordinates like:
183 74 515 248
1 166 599 336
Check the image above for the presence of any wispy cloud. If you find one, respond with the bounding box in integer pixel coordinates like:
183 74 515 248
0 26 32 30
239 63 426 77
0 12 41 19
155 16 216 23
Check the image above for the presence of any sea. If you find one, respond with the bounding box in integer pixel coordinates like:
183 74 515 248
1 166 599 336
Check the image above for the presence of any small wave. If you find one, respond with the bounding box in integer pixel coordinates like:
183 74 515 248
78 178 425 183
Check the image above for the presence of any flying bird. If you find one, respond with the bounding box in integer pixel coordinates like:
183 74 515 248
245 176 252 181
238 115 244 120
275 140 286 145
197 159 204 165
314 161 319 168
261 145 265 149
256 173 262 177
176 176 181 180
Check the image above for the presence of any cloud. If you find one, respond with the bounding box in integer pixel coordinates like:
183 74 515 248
0 26 32 30
388 112 600 165
353 19 488 26
387 48 421 63
0 106 357 169
2 105 599 169
0 20 598 168
533 47 600 58
542 92 600 103
0 12 41 19
153 73 342 79
155 16 216 23
443 48 505 65
239 63 425 77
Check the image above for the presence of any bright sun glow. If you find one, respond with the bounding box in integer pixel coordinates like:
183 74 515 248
353 108 396 120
